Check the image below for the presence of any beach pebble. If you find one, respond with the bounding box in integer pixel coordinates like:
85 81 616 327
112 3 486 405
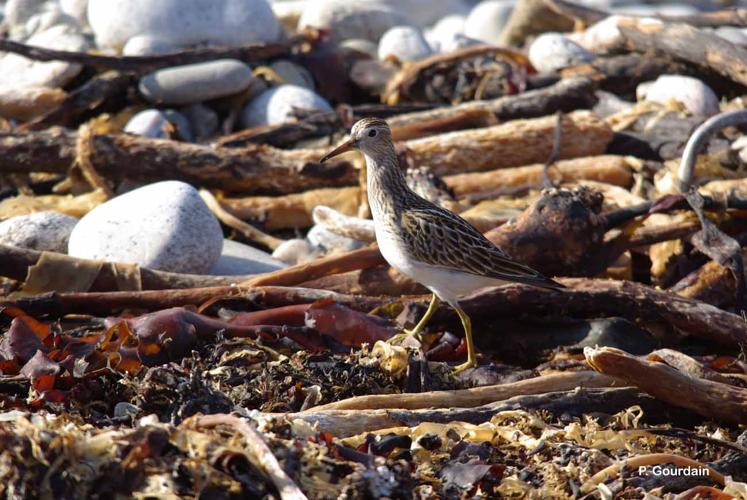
377 0 469 28
240 84 333 128
0 25 88 88
0 211 78 253
307 225 365 253
298 0 413 42
269 60 315 89
593 90 633 118
378 26 432 62
528 33 595 73
569 15 625 53
59 0 89 26
139 59 254 106
68 181 223 274
272 238 321 265
463 0 513 45
713 27 747 45
425 14 466 52
124 109 192 140
88 0 282 53
209 239 286 275
122 36 181 56
5 0 48 28
339 38 379 59
640 75 720 117
180 104 219 141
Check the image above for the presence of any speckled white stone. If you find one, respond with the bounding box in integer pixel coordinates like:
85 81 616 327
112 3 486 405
641 75 720 117
87 0 282 53
463 0 513 45
240 84 333 128
298 0 413 42
0 25 88 88
378 25 432 62
68 181 223 274
139 59 254 106
528 32 595 73
0 211 78 253
425 14 466 53
209 239 286 275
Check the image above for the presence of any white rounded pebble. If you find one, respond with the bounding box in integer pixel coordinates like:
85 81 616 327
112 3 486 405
139 59 254 106
463 0 513 45
528 32 595 73
0 211 78 253
122 36 181 56
569 15 625 53
713 27 747 45
68 181 224 274
298 0 414 42
425 14 466 53
269 60 315 89
378 25 432 62
59 0 89 26
209 239 287 275
272 238 321 265
307 225 365 253
642 75 720 117
0 25 88 88
124 109 176 139
339 38 379 58
240 84 333 128
87 0 282 53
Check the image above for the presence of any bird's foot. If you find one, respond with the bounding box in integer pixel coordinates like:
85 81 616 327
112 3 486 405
388 329 422 346
450 358 477 376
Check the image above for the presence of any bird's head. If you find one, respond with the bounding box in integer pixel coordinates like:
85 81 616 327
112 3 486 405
320 118 392 163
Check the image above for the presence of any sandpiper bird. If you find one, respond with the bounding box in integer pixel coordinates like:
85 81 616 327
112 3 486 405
320 118 563 374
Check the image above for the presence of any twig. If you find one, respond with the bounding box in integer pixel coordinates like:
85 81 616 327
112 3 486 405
542 111 564 188
199 190 284 250
75 124 114 198
0 36 305 74
193 414 307 500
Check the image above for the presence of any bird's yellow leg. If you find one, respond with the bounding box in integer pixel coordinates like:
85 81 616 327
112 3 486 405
451 305 477 375
389 294 439 344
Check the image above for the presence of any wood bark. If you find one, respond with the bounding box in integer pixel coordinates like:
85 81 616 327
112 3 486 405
585 346 747 424
308 371 618 411
614 16 747 87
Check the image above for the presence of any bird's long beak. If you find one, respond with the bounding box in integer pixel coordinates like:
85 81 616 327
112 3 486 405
320 138 355 163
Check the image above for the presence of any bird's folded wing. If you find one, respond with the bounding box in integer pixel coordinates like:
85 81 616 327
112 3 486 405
401 208 558 286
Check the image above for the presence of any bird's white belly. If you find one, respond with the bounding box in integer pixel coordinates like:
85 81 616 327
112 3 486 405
376 226 496 303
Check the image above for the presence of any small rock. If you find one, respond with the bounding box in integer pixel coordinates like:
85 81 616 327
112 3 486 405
425 14 466 53
210 239 286 275
307 225 365 253
569 15 624 53
240 84 333 128
298 0 413 42
5 0 48 28
23 5 81 38
88 0 282 53
0 25 88 88
272 238 320 265
713 26 747 45
528 32 595 73
68 181 224 274
339 38 379 59
122 36 181 56
0 211 78 253
139 59 254 106
269 60 315 89
378 25 432 62
641 74 720 116
377 0 469 28
593 90 633 118
180 104 219 141
124 109 192 140
463 0 513 45
59 0 89 27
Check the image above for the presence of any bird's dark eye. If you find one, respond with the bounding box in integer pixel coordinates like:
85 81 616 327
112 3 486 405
368 129 377 137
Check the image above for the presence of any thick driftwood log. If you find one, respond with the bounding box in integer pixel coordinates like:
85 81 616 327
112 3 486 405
585 346 747 425
0 111 610 195
221 155 631 230
0 130 357 195
387 77 598 140
614 16 747 87
308 371 618 411
0 36 303 73
406 111 612 177
272 387 700 438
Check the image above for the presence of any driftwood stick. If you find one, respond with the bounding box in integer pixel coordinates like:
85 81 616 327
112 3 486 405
199 190 284 250
584 346 747 424
271 387 698 438
192 414 307 500
614 16 747 86
0 37 303 74
307 371 618 411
